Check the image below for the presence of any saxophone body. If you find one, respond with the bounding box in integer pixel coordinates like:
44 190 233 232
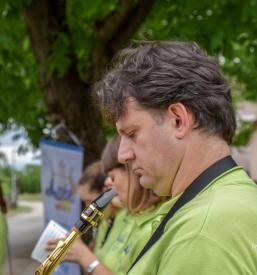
35 188 117 275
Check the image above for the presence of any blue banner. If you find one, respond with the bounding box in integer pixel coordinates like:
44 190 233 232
40 139 84 275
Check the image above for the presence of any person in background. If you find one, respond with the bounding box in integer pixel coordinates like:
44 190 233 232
47 134 168 275
97 40 257 274
46 161 108 263
92 134 167 275
78 161 107 250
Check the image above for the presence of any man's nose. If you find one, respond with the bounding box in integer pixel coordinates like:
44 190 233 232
118 138 135 164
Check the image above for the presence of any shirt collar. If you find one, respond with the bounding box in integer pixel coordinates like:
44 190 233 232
129 167 244 227
133 194 181 227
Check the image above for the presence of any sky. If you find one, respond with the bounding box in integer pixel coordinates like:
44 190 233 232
0 129 40 170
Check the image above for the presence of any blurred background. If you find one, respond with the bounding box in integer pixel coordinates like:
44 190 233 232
1 0 257 274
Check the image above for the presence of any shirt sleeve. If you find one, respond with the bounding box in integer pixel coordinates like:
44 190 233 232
158 234 245 275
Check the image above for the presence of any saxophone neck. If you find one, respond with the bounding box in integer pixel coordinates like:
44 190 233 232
34 229 80 275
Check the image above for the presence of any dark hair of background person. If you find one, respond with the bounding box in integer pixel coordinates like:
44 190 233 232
101 134 125 175
79 161 106 194
79 161 106 247
96 40 236 144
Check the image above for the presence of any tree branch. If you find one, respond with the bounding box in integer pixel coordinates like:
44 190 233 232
108 0 156 53
91 0 155 80
93 0 137 44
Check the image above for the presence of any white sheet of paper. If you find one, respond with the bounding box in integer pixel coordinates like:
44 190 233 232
31 219 68 263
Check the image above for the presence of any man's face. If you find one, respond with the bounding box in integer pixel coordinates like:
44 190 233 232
116 98 183 196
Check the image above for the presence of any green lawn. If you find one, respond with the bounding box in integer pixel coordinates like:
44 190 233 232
7 205 32 217
6 193 42 216
19 193 42 201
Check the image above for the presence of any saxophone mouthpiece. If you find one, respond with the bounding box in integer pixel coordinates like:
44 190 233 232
95 188 117 210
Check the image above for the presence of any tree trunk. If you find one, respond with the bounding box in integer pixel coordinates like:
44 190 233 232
22 0 155 165
23 0 106 165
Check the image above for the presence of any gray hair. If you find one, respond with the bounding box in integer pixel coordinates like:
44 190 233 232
97 40 236 144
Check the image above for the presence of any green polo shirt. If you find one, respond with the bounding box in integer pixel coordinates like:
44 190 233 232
95 208 128 270
0 212 7 273
128 167 257 275
95 202 172 274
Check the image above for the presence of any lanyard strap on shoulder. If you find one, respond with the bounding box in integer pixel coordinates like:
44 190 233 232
127 155 237 273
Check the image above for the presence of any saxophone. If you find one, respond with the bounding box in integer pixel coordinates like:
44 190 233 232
35 188 117 275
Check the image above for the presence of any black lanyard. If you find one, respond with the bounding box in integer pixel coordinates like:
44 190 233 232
127 155 237 273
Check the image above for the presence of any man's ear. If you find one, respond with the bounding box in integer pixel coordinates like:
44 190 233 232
167 103 192 139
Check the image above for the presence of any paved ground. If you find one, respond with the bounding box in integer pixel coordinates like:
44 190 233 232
4 200 44 275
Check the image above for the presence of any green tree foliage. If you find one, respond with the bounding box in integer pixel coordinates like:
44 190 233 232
233 121 254 146
0 0 47 145
137 0 257 100
0 0 257 152
17 164 40 193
